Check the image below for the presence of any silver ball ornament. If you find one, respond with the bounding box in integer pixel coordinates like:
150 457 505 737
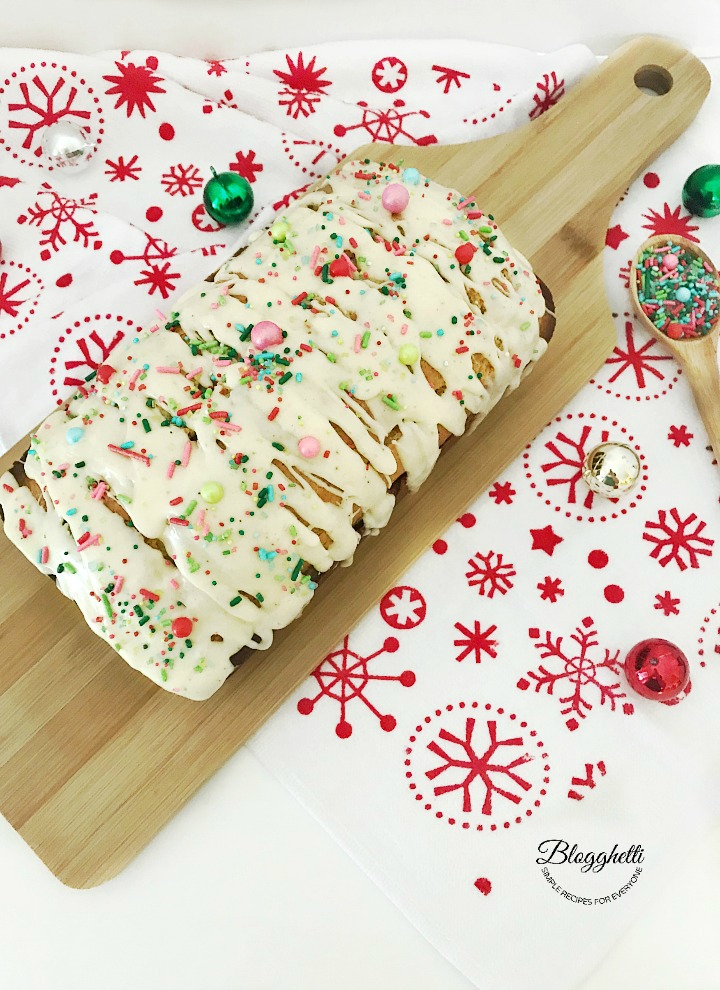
582 441 641 498
41 121 94 171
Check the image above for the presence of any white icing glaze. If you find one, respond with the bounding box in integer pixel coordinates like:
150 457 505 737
0 160 547 700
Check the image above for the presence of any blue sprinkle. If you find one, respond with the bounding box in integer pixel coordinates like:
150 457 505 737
120 441 135 449
66 427 84 444
66 507 78 516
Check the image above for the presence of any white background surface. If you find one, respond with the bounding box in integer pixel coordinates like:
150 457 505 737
2 3 720 989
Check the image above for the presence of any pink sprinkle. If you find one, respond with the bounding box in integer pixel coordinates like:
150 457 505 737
107 444 151 466
202 524 210 537
218 420 241 432
213 358 232 366
354 334 361 353
358 191 371 201
155 309 167 321
442 218 453 226
40 546 49 565
167 460 176 479
157 365 181 374
210 302 219 310
310 245 320 269
149 324 159 333
196 509 206 528
221 284 230 295
457 197 474 209
400 324 408 335
128 369 141 390
113 575 124 595
181 441 192 467
78 533 101 551
338 216 346 226
186 367 203 379
169 578 180 590
91 481 107 501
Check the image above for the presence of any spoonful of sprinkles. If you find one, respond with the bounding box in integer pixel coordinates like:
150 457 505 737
630 234 720 465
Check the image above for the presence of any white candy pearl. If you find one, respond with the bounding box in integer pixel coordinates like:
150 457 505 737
41 121 94 171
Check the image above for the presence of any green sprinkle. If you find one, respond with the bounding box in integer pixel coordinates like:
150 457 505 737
291 558 304 581
361 331 371 348
142 418 151 433
185 499 198 517
326 352 337 363
383 394 401 410
279 371 292 384
256 593 265 603
229 596 242 607
419 331 432 338
64 562 77 574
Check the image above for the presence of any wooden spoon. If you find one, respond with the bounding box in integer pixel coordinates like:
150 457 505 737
630 233 720 463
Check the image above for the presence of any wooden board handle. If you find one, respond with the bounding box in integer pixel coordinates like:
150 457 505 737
679 336 720 466
467 36 711 264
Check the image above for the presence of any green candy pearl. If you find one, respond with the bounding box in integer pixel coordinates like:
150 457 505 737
203 168 254 225
200 481 224 504
271 219 291 242
682 164 720 219
398 343 419 365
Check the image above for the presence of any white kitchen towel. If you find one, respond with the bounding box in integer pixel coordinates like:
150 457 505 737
2 39 719 990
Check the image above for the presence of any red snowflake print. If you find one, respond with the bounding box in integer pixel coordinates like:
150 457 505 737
191 203 225 233
488 481 515 504
206 59 227 77
592 312 680 401
466 551 516 598
432 65 471 94
297 635 415 739
17 183 101 259
524 413 647 522
567 761 606 801
229 149 264 184
641 203 699 243
605 224 629 250
655 591 680 616
538 577 564 602
0 261 44 340
379 586 427 630
161 163 203 197
405 702 550 829
371 56 408 94
529 71 565 119
605 320 674 389
48 313 135 401
334 99 437 146
668 425 693 447
103 57 166 117
10 76 90 150
281 134 343 180
530 525 563 556
105 154 141 182
272 181 312 212
0 64 104 168
110 233 180 299
643 508 714 571
454 621 498 663
274 51 332 119
519 617 634 731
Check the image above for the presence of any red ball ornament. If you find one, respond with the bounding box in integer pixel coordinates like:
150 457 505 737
624 638 690 701
172 616 194 639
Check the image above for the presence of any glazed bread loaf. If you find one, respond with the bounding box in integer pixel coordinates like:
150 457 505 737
0 160 550 700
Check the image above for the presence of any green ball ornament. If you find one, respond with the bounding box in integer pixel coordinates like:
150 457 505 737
203 167 254 225
682 164 720 219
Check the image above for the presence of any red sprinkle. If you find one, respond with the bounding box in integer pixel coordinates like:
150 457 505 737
140 588 160 602
299 343 313 352
455 345 469 354
176 402 203 416
268 406 280 421
169 496 183 506
2 483 13 493
292 292 308 306
168 517 189 526
107 444 151 466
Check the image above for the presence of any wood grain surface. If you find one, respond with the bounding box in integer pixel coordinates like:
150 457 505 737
0 36 710 887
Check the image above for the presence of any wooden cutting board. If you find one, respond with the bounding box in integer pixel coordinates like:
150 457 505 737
0 36 710 887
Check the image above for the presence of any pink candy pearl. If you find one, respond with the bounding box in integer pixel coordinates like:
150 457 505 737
663 253 679 271
250 320 283 349
298 435 321 458
381 183 410 214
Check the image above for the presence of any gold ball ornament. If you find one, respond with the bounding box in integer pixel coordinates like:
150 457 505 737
582 441 641 498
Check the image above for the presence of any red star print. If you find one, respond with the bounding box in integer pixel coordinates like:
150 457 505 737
488 481 516 504
206 60 227 77
530 525 563 556
538 577 564 602
104 154 141 182
668 425 693 447
0 176 21 188
103 58 166 118
605 225 629 250
641 203 700 243
229 149 264 184
654 591 680 616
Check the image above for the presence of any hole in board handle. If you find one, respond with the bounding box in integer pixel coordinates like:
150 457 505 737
634 64 673 96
